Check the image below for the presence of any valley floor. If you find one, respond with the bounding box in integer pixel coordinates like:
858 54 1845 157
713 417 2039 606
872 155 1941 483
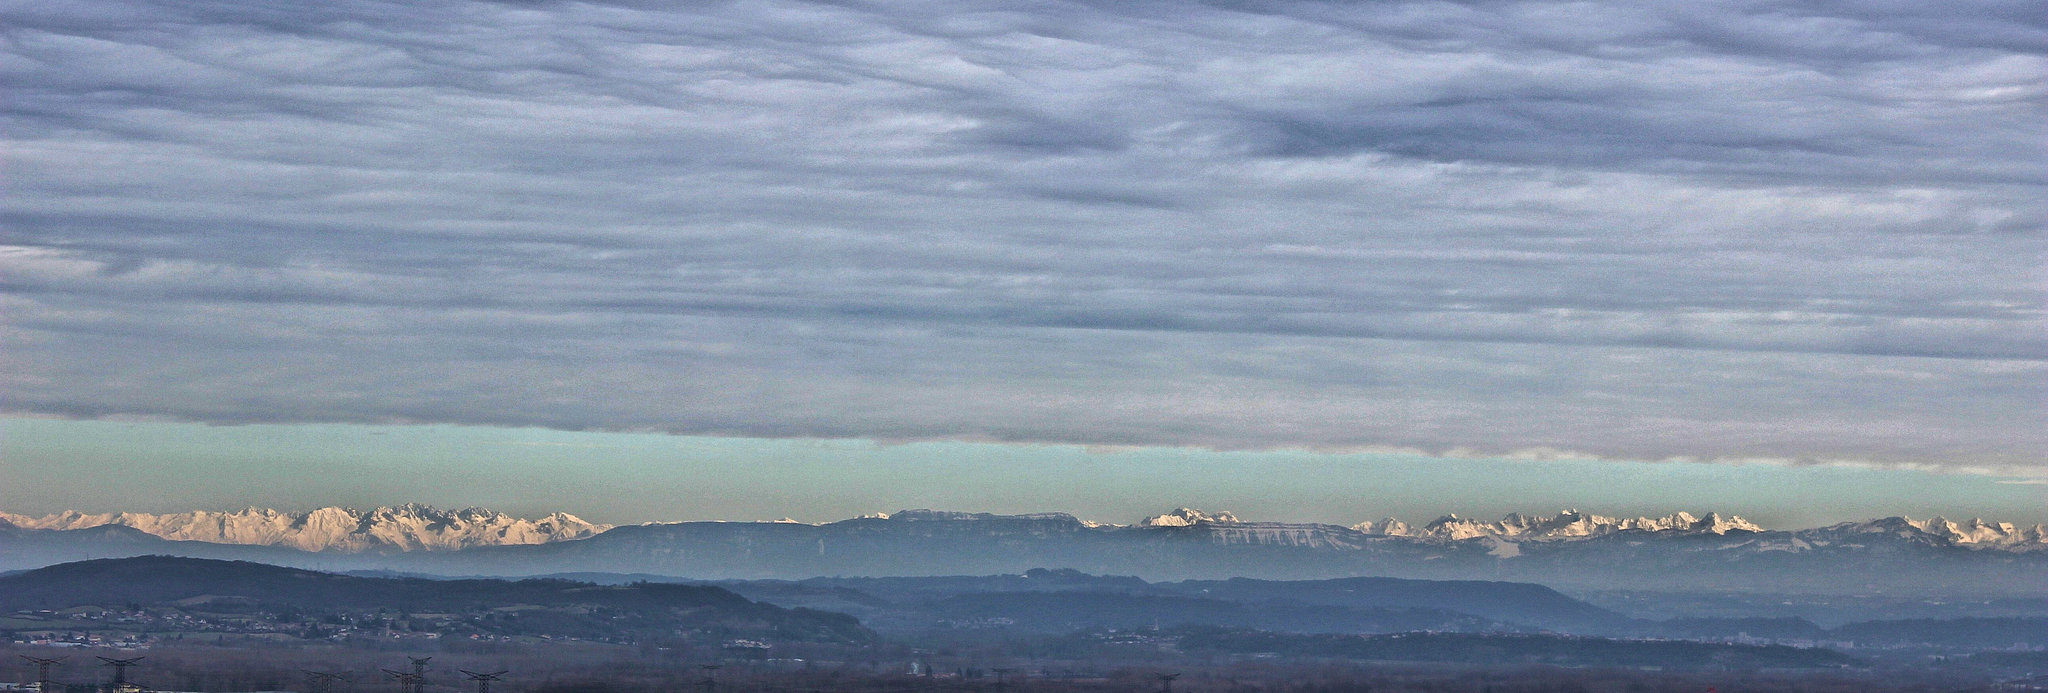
0 641 2013 693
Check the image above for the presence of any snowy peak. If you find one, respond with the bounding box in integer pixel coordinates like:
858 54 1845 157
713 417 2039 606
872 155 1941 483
12 505 2043 555
1131 508 1766 542
1930 517 2046 549
1140 508 1242 527
1355 510 1763 541
1688 512 1764 535
883 509 1086 524
0 506 611 553
1136 509 1368 550
1810 516 2048 551
1351 517 1412 536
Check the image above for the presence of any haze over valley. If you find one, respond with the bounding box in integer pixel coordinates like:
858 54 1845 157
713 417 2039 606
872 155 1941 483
7 505 2046 601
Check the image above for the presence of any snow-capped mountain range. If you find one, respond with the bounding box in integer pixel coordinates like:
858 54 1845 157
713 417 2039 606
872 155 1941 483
3 505 2044 555
1359 510 1764 541
5 506 2048 593
1136 507 2046 551
0 504 609 552
1141 507 1763 540
1807 515 2048 552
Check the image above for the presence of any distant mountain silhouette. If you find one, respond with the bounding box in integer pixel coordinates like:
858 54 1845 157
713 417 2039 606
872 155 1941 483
702 569 1631 635
1164 576 1627 632
0 556 872 644
0 505 608 552
6 510 2045 595
1172 627 1861 669
401 511 2048 594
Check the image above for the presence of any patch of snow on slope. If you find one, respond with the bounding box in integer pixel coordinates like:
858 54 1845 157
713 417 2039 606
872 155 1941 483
1140 508 1241 527
0 505 610 552
1353 510 1764 541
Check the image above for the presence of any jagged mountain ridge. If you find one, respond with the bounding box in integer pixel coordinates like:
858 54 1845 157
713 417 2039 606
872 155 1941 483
405 510 2048 592
1139 507 2047 551
5 505 2045 554
1135 508 1766 543
1358 510 1764 541
0 504 609 552
5 508 2048 594
1807 515 2048 552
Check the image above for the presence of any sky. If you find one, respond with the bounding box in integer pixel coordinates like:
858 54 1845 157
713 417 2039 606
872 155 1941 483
1 0 2043 522
4 418 2045 527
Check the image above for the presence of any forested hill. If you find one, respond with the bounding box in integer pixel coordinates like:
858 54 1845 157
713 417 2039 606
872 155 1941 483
0 556 873 644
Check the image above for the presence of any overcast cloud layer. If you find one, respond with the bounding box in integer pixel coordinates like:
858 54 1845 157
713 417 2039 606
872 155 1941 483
3 0 2044 470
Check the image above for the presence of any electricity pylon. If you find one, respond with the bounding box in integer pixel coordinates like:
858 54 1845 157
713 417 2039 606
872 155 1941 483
97 657 144 691
459 670 506 693
381 669 420 693
304 671 348 693
20 656 64 693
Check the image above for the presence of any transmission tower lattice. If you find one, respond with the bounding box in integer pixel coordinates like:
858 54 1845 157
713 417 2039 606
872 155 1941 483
460 670 506 693
304 670 349 693
21 655 64 693
98 657 144 690
407 657 431 693
381 669 420 693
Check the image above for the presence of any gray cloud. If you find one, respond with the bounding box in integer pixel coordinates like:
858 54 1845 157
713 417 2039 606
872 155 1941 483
2 0 2043 469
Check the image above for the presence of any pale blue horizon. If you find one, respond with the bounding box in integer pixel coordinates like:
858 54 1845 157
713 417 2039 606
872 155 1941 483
3 418 2041 530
